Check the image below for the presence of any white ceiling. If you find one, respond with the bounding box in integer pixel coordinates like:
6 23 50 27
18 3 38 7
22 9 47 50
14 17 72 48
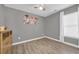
5 4 74 17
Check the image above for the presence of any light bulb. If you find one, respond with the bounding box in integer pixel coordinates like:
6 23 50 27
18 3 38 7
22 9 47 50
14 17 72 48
39 6 43 10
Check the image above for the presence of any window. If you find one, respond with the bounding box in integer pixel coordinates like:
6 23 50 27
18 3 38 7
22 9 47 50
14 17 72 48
63 12 79 38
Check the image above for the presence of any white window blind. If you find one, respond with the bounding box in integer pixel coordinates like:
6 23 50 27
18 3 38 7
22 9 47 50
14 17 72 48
63 12 79 38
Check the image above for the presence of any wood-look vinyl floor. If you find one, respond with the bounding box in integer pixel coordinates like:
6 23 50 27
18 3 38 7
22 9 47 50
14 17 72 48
7 38 79 54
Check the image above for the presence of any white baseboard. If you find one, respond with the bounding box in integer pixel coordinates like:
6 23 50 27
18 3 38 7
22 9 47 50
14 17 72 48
78 46 79 48
12 36 46 46
12 36 79 48
45 36 79 48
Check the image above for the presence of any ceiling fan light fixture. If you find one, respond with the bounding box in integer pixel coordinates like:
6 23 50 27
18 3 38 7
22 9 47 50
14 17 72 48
34 4 46 11
39 6 44 10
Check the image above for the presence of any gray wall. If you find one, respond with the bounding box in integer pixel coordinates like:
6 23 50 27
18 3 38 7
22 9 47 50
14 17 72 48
64 36 78 45
44 5 79 45
0 5 5 25
4 6 44 43
44 12 60 40
64 5 77 15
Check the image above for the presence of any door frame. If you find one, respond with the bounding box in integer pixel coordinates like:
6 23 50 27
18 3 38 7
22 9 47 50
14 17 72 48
60 11 64 42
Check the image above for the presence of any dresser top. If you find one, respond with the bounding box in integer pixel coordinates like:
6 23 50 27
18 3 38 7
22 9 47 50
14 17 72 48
0 30 11 33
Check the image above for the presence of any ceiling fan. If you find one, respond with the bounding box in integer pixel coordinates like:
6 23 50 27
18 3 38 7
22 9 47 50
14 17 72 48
34 4 46 11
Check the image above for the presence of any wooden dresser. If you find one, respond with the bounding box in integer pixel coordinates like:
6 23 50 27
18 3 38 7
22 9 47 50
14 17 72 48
0 30 12 54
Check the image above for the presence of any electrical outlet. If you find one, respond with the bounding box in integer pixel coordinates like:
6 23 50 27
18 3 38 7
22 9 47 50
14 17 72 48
18 37 21 40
